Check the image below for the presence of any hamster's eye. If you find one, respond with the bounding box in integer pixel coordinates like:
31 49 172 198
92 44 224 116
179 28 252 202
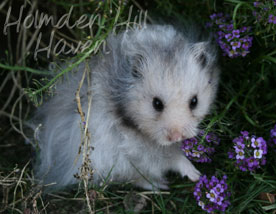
152 97 164 112
189 96 198 110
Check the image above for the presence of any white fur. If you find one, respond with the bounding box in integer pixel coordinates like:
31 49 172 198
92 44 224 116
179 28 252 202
32 25 219 191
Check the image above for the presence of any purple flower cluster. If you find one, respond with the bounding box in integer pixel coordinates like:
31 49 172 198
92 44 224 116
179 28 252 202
228 131 267 172
253 1 276 24
208 13 253 58
194 175 231 213
181 131 220 163
268 14 276 24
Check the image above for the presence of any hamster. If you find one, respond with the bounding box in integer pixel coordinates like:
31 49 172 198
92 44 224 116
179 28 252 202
32 24 220 191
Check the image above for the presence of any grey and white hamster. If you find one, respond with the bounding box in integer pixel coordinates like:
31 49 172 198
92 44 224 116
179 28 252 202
32 24 219 191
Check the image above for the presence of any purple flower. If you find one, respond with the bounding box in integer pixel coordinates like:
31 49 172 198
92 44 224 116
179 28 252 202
234 141 245 152
219 24 226 29
214 183 224 194
258 137 267 154
232 29 240 38
247 157 259 168
210 175 219 186
210 13 217 20
240 26 248 33
271 125 276 138
241 131 249 138
206 189 217 202
273 16 276 25
233 136 243 144
217 31 225 39
220 178 228 190
253 1 276 28
268 14 274 23
194 175 230 212
254 149 263 159
239 165 247 172
219 41 231 52
201 175 208 184
251 137 263 148
205 132 220 145
225 33 233 41
253 2 261 7
197 145 204 151
198 201 205 209
181 130 220 163
236 150 245 159
207 12 253 58
229 131 267 171
226 24 234 31
183 148 191 156
242 42 251 50
231 41 241 50
215 196 224 205
194 187 202 200
241 37 252 43
228 49 238 58
192 150 201 158
228 151 235 159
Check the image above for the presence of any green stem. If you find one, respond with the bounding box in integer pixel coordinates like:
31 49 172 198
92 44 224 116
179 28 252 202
0 63 51 75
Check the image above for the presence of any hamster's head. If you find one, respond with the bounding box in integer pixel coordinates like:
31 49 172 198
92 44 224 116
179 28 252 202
109 25 219 146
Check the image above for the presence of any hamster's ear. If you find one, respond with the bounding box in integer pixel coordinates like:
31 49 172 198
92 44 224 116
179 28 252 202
191 42 216 68
121 31 147 78
127 53 144 78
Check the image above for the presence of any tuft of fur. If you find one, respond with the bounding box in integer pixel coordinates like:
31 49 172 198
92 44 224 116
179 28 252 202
32 24 220 191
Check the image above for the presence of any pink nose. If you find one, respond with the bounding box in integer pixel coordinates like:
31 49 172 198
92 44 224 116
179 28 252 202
167 130 184 142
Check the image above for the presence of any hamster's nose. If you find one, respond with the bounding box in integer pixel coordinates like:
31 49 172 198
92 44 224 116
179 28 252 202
167 129 185 142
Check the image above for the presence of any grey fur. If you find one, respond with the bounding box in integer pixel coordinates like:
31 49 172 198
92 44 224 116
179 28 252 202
32 24 220 191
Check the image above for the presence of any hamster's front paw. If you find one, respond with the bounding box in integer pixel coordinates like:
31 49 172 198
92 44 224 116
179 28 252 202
176 156 201 182
184 164 201 182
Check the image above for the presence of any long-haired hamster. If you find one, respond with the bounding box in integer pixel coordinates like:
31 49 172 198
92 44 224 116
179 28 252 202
32 24 219 191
